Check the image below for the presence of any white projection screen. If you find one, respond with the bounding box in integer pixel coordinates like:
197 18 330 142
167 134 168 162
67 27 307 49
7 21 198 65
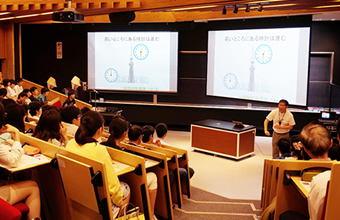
88 31 178 93
207 27 311 106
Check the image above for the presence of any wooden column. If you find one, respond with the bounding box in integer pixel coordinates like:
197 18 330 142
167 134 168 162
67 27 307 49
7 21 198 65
0 22 15 79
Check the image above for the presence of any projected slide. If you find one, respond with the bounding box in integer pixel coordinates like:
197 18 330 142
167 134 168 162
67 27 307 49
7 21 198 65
88 31 178 93
207 27 310 106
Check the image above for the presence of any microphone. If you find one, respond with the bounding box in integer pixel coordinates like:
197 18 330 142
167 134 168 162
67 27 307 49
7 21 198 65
93 90 99 94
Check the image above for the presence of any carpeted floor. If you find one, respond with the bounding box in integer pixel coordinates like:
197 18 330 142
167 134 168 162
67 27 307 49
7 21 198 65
173 186 262 220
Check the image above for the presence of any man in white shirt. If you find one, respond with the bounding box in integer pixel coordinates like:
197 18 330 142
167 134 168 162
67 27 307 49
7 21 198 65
264 99 296 157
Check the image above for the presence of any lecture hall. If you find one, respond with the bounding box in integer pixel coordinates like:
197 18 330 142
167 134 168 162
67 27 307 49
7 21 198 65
1 1 340 220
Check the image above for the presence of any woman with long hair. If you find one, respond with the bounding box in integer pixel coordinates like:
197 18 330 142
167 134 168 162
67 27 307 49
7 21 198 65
0 103 41 220
32 109 68 147
104 116 129 150
66 111 130 218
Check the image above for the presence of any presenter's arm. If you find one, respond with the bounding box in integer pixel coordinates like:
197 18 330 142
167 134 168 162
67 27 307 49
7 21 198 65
274 125 293 130
264 119 271 136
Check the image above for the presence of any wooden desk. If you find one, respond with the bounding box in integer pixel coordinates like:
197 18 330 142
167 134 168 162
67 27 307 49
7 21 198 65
0 154 51 173
290 176 309 199
191 119 256 160
120 143 174 220
141 143 183 208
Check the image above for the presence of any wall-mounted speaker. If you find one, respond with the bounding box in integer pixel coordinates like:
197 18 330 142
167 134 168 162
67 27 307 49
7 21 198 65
109 11 136 24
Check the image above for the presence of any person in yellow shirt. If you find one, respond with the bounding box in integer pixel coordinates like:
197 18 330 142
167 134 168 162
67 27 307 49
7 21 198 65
66 111 130 218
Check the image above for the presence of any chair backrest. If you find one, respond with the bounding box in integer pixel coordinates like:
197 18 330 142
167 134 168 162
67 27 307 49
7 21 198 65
56 153 112 220
324 162 340 219
56 154 101 212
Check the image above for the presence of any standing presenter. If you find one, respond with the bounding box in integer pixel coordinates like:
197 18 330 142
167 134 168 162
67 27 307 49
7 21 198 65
264 99 295 157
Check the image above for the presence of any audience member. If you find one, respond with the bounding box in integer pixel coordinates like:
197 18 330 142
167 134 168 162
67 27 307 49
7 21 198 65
66 111 130 218
275 138 293 159
280 123 333 220
2 79 9 88
5 103 26 132
5 79 17 100
29 101 43 120
32 109 69 147
41 104 60 113
299 123 332 161
60 106 81 136
103 116 128 150
0 103 41 220
23 89 32 105
16 92 28 105
71 76 87 102
14 78 23 94
80 106 91 115
62 90 76 107
2 98 16 108
142 125 161 147
290 135 303 160
127 125 159 220
29 86 39 102
155 122 195 180
36 87 49 103
155 123 168 145
0 88 7 99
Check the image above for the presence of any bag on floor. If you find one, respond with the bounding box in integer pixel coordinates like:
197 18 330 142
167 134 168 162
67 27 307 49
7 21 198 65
116 203 145 220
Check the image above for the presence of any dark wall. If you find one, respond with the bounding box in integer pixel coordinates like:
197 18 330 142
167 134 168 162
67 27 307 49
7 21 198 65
19 15 340 132
311 21 340 85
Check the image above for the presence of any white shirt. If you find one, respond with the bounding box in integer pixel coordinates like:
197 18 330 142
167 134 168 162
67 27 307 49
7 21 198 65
6 87 16 98
308 170 331 220
14 85 23 95
156 138 168 145
64 123 78 137
266 109 295 134
0 141 23 167
25 98 31 105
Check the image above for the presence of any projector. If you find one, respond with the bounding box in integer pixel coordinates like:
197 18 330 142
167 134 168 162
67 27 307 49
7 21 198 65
52 9 84 22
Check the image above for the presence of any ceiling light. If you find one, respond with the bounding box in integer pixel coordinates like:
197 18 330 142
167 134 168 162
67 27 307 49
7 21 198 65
222 6 227 15
233 5 238 14
245 4 250 13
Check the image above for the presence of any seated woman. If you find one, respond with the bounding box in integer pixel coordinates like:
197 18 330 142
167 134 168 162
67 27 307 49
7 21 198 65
32 109 69 147
103 116 158 220
0 103 41 220
66 111 130 218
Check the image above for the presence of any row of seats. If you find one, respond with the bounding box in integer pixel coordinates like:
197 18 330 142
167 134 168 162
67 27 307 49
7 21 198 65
261 159 340 219
19 121 192 220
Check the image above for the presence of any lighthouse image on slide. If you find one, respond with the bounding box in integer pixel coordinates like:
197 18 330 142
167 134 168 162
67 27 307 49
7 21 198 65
248 48 255 92
128 47 135 83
